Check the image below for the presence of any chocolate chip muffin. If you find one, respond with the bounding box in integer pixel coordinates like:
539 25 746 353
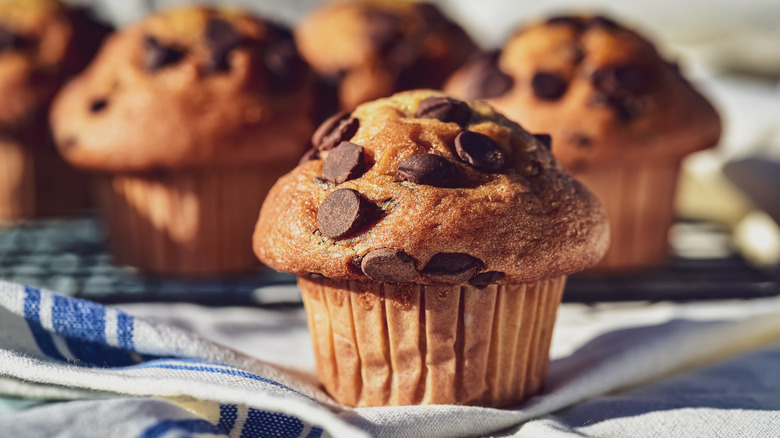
254 90 608 407
0 0 109 221
295 0 477 111
445 14 721 271
50 6 317 275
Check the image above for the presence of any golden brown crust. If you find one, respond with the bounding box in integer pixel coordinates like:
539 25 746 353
444 15 721 170
0 0 106 133
295 0 477 110
254 90 609 284
50 6 316 172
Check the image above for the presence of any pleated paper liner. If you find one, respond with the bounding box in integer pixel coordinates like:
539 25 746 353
0 138 35 221
298 275 566 407
96 166 283 276
0 136 91 223
574 159 681 272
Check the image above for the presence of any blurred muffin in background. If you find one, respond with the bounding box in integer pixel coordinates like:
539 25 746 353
0 0 110 222
50 5 318 276
295 0 477 111
445 14 721 272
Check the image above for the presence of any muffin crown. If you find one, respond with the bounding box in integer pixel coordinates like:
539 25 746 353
0 0 108 133
50 6 316 172
254 90 609 285
295 0 477 109
444 14 721 170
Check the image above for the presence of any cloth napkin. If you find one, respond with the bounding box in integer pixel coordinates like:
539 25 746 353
2 280 780 438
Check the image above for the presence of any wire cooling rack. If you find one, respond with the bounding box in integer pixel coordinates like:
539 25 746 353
0 216 777 306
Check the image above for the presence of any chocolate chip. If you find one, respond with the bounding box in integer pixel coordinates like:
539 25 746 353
365 9 404 55
322 142 366 184
396 154 459 187
422 253 482 284
206 18 241 52
317 188 368 240
589 91 646 122
0 26 16 51
570 133 592 148
299 148 319 165
591 64 655 95
361 248 417 282
143 36 186 71
312 112 360 151
0 26 29 52
202 18 242 73
464 51 514 99
532 72 568 101
469 271 505 288
415 96 471 126
90 99 108 113
454 131 505 172
589 64 654 123
612 97 645 122
533 134 552 151
263 32 306 93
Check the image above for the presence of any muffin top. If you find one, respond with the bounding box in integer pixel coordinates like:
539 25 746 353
444 15 721 171
0 0 108 134
254 90 609 285
295 0 477 110
50 5 316 173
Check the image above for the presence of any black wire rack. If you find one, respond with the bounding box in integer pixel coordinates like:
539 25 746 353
0 216 777 306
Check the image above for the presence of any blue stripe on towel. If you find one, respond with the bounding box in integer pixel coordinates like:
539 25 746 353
240 408 304 438
137 419 226 438
135 360 301 395
138 404 240 438
218 404 238 433
305 426 324 438
23 286 66 361
50 295 137 367
118 312 135 351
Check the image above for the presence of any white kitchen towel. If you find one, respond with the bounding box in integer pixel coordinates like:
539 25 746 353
3 279 780 438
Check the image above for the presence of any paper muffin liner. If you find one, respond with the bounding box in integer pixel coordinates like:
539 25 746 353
0 138 36 222
96 168 281 276
32 137 92 218
298 275 566 407
0 135 92 222
574 159 681 272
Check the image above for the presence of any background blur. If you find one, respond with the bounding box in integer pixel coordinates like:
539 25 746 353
3 0 779 303
69 0 780 159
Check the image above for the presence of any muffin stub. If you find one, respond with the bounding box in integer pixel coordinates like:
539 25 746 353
254 90 609 285
0 0 107 221
295 0 478 110
444 14 721 170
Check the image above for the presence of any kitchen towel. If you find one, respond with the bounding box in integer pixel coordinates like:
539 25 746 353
2 280 780 437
